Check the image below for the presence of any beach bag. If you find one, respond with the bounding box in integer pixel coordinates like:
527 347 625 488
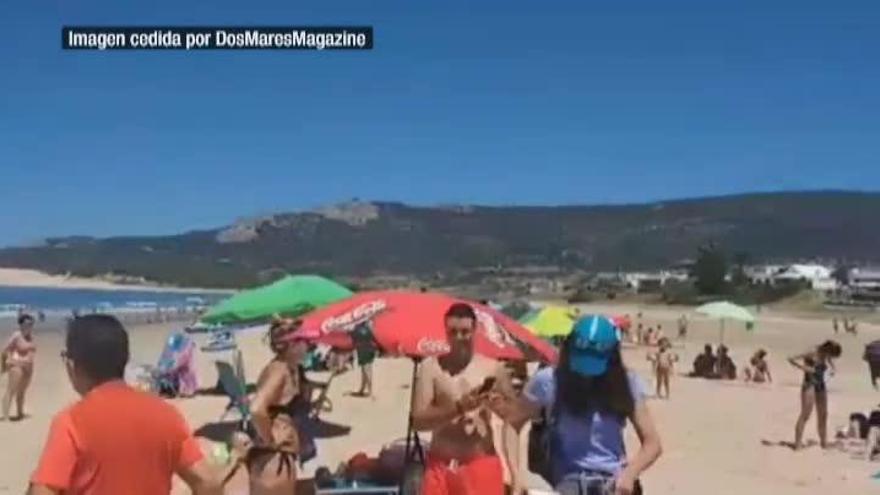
377 438 424 494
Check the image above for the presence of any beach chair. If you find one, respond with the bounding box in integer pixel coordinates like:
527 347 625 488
216 360 251 427
308 369 341 419
152 332 198 397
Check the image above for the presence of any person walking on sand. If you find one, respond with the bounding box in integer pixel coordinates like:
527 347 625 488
788 340 843 450
647 338 678 399
488 315 662 495
864 340 880 390
677 314 688 339
243 318 316 495
411 302 520 495
352 321 378 398
28 314 220 495
2 313 37 421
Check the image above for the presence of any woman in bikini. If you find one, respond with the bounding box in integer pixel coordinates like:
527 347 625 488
2 314 37 421
240 318 312 494
788 340 842 450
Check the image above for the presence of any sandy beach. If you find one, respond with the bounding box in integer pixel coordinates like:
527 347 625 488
0 268 232 293
1 303 878 494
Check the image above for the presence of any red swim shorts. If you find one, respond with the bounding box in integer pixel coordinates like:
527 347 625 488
421 454 504 495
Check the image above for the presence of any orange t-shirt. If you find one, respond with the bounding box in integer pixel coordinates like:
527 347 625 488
31 381 203 495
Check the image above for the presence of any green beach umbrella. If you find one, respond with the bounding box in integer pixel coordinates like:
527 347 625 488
520 305 581 339
201 275 353 325
695 301 755 344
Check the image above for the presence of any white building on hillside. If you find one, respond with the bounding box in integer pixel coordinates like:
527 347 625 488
850 267 880 289
744 265 786 284
773 264 837 290
622 270 689 292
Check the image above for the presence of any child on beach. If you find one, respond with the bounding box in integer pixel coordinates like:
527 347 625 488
744 349 772 383
647 338 678 399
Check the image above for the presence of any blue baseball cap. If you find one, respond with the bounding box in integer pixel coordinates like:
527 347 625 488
568 315 621 376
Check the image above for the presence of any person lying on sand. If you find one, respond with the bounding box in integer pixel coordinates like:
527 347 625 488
647 338 678 399
744 349 772 383
788 340 842 450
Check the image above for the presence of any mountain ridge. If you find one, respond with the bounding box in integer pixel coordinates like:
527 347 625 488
2 191 878 288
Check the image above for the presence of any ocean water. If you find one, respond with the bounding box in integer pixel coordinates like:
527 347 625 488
0 285 228 317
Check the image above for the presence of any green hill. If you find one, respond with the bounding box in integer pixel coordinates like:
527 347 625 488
1 191 877 288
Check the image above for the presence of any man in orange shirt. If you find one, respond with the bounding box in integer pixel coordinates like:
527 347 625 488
29 314 221 495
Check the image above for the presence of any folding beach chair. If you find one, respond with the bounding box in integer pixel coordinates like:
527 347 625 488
216 360 250 428
308 369 342 419
152 332 197 397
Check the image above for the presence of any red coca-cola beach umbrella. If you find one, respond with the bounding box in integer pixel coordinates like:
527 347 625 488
291 290 557 363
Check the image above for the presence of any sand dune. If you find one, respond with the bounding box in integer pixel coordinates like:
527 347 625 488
1 305 878 494
0 267 229 293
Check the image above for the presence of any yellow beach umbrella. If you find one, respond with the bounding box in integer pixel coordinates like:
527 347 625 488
520 305 581 339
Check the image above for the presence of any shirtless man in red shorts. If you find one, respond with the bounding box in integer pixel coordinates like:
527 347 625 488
412 303 520 495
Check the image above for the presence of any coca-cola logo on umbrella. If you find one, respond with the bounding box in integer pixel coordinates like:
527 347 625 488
321 299 387 334
476 310 517 349
416 337 451 355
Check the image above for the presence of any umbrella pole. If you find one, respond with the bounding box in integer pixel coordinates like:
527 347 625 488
402 357 424 492
720 319 726 345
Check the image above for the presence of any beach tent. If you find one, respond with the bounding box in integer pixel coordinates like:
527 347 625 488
519 305 581 339
201 275 353 325
695 301 755 344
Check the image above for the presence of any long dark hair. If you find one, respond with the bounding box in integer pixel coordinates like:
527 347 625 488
555 336 635 419
818 340 842 359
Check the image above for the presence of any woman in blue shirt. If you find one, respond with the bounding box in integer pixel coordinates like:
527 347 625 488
490 315 662 495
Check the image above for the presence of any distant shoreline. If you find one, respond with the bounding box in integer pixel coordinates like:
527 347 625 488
0 268 234 294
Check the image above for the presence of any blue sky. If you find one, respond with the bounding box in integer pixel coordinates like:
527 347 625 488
1 1 878 246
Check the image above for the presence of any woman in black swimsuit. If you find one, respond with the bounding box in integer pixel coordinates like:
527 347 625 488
246 318 311 494
788 340 842 450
